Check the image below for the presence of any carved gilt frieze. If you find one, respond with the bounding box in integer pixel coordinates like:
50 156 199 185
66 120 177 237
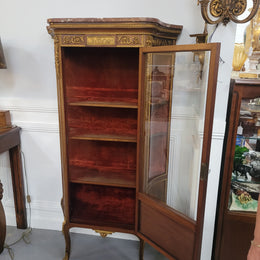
57 33 174 48
117 35 142 46
62 35 85 45
145 36 174 47
86 36 116 46
156 38 174 46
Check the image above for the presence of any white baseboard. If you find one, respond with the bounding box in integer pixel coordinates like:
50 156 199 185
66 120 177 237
4 201 138 241
4 200 63 231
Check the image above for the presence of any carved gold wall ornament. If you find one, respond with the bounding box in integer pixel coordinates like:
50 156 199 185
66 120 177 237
198 0 260 25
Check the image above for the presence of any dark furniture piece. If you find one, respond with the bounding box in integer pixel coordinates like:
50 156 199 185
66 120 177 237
0 127 27 253
214 79 260 259
0 181 5 253
47 17 220 260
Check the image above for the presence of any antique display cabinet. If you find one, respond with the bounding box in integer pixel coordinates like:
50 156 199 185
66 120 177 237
214 79 260 259
47 18 220 260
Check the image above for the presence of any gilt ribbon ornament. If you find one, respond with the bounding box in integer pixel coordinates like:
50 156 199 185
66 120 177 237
198 0 260 25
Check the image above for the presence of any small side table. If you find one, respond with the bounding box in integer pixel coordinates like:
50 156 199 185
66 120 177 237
0 127 27 253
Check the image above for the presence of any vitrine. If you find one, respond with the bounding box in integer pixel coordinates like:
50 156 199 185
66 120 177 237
47 18 220 260
214 79 260 259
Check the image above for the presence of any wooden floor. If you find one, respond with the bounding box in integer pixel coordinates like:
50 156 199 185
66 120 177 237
0 226 168 260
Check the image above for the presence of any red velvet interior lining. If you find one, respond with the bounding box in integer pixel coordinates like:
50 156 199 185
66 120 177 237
68 139 136 171
69 183 135 229
67 106 137 137
62 47 139 103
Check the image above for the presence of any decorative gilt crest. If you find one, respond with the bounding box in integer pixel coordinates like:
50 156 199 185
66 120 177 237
198 0 260 25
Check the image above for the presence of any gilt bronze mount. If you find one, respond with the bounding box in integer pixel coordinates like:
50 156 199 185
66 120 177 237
197 0 260 25
95 230 113 238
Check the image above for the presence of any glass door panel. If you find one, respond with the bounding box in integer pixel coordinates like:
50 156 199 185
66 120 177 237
142 50 210 220
138 43 220 260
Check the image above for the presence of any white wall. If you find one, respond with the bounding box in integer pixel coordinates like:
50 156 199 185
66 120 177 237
0 1 236 259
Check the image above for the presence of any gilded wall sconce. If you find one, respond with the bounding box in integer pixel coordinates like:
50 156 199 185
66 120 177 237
197 0 260 25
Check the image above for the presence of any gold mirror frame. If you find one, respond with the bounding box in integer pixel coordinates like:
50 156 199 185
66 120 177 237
198 0 260 25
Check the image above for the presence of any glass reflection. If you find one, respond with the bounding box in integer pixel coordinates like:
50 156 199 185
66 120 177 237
143 51 211 220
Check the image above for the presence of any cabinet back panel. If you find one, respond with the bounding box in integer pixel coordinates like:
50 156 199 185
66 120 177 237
67 106 137 137
62 47 139 103
70 183 135 229
68 139 136 170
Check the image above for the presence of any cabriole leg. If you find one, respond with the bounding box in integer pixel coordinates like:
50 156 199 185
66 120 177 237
62 221 71 260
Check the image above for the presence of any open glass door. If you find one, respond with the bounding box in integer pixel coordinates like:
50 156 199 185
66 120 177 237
137 43 220 260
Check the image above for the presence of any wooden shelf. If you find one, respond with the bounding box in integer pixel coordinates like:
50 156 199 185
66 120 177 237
69 101 138 109
69 166 136 188
70 134 137 143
